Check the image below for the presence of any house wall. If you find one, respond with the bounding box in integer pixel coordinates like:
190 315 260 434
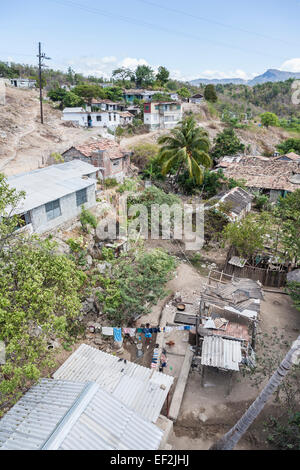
62 148 129 182
62 111 120 128
28 183 96 234
144 103 182 130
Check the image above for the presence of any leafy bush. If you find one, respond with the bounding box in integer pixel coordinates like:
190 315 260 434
0 239 86 411
266 413 300 450
117 178 139 194
131 143 159 170
95 248 176 324
80 206 97 232
104 177 118 188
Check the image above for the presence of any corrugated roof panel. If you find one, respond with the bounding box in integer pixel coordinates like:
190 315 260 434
7 161 98 214
53 344 174 423
0 379 163 450
201 336 242 371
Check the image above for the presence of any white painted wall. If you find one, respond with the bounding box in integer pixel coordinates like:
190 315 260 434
28 183 96 233
62 111 132 129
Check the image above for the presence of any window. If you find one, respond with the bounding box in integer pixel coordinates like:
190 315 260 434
109 114 111 121
76 188 88 206
114 114 117 121
96 115 102 121
45 199 61 221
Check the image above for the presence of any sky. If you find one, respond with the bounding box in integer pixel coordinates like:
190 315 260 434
0 0 300 81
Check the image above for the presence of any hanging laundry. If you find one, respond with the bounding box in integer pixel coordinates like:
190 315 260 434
128 328 136 337
102 326 114 336
113 328 122 342
122 328 130 335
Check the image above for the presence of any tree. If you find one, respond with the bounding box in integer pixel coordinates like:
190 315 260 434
157 116 211 184
211 128 245 160
72 84 105 104
151 92 172 102
0 174 25 250
204 84 217 103
135 65 155 88
156 66 170 86
260 112 279 128
222 213 270 260
0 176 86 410
274 190 300 263
66 66 75 85
112 67 135 83
210 335 300 450
177 87 191 100
62 91 84 108
277 138 300 155
131 143 159 170
48 87 67 102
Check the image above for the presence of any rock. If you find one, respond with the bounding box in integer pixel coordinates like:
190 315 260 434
81 299 96 315
96 262 112 274
86 255 93 266
52 237 71 255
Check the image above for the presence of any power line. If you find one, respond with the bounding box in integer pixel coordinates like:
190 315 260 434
137 0 297 47
37 42 51 124
46 0 288 61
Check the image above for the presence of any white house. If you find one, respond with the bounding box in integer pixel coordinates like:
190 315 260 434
62 107 133 129
188 93 204 104
7 161 98 234
10 78 36 89
143 101 182 130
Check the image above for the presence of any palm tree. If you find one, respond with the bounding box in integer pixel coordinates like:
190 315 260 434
210 335 300 450
157 116 211 185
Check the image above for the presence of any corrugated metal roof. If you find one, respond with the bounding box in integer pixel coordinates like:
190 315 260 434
53 344 174 423
0 379 163 450
201 336 242 371
7 161 98 214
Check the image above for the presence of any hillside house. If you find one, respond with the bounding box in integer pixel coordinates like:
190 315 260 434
205 187 253 221
144 101 182 130
218 155 300 201
188 93 204 104
7 161 98 234
62 107 133 129
10 78 36 88
89 99 126 112
62 139 130 182
123 89 157 102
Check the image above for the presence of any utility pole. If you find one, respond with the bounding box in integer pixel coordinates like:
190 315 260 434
37 42 51 124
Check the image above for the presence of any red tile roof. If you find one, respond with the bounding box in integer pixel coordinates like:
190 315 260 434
71 139 126 160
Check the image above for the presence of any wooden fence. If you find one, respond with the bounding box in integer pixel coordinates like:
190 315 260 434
223 247 287 288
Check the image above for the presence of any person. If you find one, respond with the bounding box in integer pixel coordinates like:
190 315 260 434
144 323 152 346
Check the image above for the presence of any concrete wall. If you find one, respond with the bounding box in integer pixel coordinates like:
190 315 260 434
28 183 96 234
62 111 131 129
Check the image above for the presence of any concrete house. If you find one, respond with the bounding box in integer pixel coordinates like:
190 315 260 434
188 93 204 104
62 139 130 182
123 89 157 103
90 98 125 112
10 78 36 88
62 107 133 129
144 101 182 130
7 161 98 234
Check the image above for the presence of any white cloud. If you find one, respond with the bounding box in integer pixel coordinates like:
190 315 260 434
280 58 300 72
118 57 149 70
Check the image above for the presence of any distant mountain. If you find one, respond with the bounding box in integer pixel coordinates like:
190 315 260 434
190 77 247 86
190 69 300 86
248 69 300 85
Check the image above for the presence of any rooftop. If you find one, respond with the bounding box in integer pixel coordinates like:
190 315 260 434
201 277 263 321
65 139 126 160
206 187 253 216
0 379 163 450
7 161 98 215
201 336 242 371
53 344 174 423
218 156 300 192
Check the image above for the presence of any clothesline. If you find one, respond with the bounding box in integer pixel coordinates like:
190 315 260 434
97 325 195 339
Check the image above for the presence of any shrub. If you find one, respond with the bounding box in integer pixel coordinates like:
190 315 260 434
104 177 118 188
80 206 97 232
